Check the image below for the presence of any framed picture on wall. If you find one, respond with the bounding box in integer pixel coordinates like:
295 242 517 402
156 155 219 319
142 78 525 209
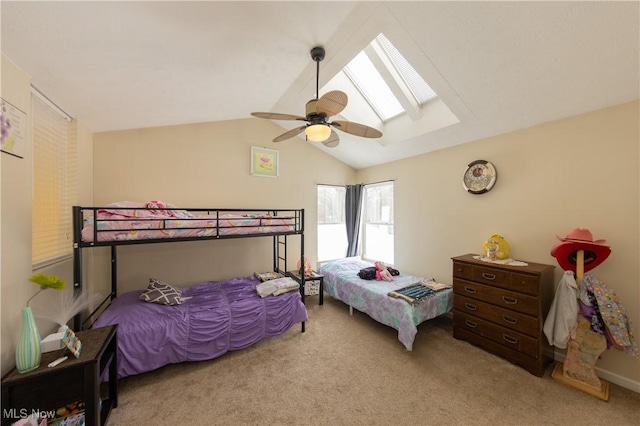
1 98 27 159
251 146 279 178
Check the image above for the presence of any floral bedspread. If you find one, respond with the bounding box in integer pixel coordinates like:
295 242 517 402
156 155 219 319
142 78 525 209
80 201 295 242
318 257 452 350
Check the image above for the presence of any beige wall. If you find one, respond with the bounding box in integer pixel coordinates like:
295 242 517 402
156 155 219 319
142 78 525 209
92 120 355 294
356 100 640 389
1 56 33 375
0 55 94 376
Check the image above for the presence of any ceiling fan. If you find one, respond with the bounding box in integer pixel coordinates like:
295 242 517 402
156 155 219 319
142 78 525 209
251 46 382 148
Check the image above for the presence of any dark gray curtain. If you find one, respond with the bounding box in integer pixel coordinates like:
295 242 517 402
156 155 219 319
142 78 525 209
345 184 364 257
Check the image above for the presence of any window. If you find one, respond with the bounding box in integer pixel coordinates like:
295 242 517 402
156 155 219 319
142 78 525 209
317 185 347 262
31 88 77 269
362 181 394 265
317 182 394 264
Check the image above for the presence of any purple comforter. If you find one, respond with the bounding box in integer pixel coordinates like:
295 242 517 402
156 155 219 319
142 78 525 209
92 275 308 378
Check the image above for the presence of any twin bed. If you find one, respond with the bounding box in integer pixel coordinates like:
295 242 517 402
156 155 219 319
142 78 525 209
319 257 453 350
73 202 307 379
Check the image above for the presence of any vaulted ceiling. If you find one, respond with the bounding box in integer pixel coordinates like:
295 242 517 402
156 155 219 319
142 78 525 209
2 1 638 169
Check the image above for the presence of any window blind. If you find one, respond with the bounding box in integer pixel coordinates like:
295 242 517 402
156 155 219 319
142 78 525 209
31 88 77 269
376 33 437 106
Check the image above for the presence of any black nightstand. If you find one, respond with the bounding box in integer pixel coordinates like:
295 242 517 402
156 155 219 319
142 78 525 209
287 270 324 305
1 325 118 426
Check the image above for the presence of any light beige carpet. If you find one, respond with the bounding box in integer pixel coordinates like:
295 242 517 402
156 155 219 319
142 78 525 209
107 296 639 425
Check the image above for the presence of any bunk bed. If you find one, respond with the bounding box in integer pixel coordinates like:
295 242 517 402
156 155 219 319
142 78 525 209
318 257 453 351
72 202 307 378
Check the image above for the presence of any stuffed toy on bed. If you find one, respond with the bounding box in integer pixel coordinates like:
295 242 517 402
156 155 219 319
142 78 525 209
375 261 394 281
357 262 400 280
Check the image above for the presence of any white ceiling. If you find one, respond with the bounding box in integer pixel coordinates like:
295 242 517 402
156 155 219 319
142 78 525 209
2 1 639 169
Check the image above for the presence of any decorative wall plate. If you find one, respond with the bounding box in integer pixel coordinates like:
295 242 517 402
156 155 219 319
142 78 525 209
463 160 497 194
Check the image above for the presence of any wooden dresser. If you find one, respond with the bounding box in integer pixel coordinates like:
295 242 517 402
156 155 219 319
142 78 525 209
452 254 555 377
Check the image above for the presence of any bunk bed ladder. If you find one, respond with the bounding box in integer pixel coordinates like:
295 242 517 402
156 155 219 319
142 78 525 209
274 234 287 276
273 209 305 332
110 246 118 299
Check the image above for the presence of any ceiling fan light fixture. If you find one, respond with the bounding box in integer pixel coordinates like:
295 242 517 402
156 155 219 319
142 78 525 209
305 124 331 142
251 45 382 146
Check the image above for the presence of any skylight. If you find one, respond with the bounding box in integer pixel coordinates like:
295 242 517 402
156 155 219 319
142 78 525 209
376 34 437 105
326 33 438 124
344 52 405 121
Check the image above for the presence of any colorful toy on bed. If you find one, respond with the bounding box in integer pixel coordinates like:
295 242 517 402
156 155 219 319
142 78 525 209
357 264 400 280
375 261 393 281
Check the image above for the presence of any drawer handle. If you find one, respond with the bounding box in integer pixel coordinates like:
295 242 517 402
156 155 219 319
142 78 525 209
502 296 518 304
503 334 519 344
482 272 496 280
502 315 518 324
464 286 477 294
465 319 478 328
464 303 478 311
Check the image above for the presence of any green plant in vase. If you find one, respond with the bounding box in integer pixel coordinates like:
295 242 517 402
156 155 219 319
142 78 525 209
26 274 66 305
16 273 66 373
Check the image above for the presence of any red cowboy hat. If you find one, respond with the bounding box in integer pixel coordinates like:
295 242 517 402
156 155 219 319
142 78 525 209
550 228 610 272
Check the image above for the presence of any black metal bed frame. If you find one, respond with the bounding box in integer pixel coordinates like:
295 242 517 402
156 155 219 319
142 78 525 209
72 205 305 331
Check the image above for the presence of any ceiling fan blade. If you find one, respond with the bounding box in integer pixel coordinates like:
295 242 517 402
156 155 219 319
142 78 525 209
251 112 306 121
331 120 382 138
316 90 348 117
273 126 306 142
322 130 340 148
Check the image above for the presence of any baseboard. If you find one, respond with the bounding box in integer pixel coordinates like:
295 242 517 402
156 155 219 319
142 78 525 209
553 351 640 393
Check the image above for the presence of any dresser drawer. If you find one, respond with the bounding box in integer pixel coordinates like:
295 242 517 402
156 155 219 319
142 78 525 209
454 260 540 296
454 311 539 358
509 273 540 296
452 261 473 280
453 327 545 377
454 294 538 337
472 265 510 287
472 266 539 296
453 278 539 316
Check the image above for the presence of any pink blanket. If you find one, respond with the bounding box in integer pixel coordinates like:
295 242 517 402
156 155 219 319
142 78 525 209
81 201 296 242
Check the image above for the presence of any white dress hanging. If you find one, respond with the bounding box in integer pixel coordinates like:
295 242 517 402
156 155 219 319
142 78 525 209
543 270 579 349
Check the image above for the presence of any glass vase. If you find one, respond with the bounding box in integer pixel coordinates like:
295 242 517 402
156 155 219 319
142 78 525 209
16 306 42 373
